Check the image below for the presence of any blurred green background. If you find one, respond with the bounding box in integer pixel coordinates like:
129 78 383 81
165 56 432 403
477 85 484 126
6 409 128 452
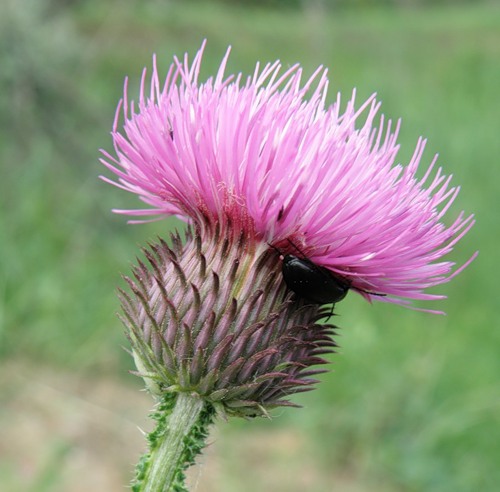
0 0 498 491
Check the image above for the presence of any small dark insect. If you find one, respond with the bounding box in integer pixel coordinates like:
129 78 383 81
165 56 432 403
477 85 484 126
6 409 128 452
270 241 350 305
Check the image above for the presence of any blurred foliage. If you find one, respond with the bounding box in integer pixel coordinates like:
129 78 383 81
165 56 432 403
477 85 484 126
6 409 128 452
0 0 91 152
0 0 143 371
196 0 495 9
0 0 498 491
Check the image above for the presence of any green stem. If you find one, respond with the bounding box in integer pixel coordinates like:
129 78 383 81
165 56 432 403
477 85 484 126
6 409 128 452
134 392 213 492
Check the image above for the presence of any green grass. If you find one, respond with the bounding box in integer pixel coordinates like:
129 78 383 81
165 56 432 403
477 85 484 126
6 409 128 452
1 1 498 490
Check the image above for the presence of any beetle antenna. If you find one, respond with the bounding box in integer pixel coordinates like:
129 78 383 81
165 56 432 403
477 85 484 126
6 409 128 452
267 242 283 256
286 238 308 258
353 286 386 297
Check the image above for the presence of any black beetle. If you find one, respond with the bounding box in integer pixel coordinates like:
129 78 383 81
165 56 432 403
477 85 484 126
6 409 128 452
270 242 350 305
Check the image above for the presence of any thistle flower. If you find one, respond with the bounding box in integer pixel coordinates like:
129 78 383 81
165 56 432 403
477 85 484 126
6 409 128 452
102 42 475 309
100 42 475 491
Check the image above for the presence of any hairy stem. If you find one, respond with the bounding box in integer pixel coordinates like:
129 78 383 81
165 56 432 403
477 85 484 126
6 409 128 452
133 392 213 492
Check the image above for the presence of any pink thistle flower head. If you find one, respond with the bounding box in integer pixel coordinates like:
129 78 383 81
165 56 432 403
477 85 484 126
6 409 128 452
101 42 475 312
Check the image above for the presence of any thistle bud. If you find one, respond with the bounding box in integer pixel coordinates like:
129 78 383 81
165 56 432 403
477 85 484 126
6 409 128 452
119 220 336 417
